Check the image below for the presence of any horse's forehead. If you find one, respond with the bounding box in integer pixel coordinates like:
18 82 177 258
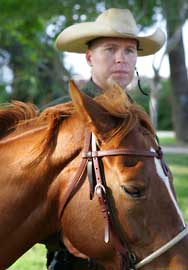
120 127 151 148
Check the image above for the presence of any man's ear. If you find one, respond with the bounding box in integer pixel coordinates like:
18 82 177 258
69 80 116 141
85 49 92 67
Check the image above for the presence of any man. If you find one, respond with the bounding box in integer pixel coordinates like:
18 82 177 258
47 7 165 269
55 8 165 96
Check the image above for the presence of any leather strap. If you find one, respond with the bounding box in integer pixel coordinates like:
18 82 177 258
91 133 111 244
59 131 91 219
82 148 159 158
87 158 96 199
82 145 169 177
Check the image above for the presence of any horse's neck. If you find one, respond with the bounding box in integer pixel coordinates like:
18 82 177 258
0 116 84 219
0 126 58 236
0 116 85 268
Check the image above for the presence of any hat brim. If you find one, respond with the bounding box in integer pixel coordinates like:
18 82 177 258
55 22 166 56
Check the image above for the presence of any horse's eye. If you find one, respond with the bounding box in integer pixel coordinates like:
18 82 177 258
121 185 143 199
123 158 138 167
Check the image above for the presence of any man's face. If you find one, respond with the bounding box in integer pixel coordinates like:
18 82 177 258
86 37 137 90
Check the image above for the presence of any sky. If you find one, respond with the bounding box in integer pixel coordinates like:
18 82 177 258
64 20 188 80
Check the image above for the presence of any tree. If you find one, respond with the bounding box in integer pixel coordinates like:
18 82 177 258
161 0 188 142
0 0 99 106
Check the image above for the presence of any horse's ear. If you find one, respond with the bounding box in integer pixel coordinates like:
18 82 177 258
69 80 116 140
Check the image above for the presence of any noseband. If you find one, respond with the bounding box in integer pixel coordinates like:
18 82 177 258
60 131 188 270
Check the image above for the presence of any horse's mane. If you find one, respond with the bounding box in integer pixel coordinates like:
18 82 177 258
94 82 155 141
0 100 74 166
0 101 75 139
32 85 155 165
0 101 39 139
0 83 155 165
30 102 74 164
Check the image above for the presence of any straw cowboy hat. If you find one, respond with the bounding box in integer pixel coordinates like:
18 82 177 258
55 8 166 56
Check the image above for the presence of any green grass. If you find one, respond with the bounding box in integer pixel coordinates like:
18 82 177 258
8 152 188 270
8 244 46 270
165 153 188 221
158 136 177 146
157 131 177 146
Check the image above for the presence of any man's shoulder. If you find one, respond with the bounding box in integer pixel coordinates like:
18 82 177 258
74 79 99 98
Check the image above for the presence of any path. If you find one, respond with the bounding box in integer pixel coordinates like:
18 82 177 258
157 131 188 154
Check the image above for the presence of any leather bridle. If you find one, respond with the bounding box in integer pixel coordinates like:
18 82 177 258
59 131 188 270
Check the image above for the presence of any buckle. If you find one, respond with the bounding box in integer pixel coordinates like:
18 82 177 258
95 183 106 196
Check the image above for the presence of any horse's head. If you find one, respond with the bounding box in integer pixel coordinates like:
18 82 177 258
61 81 188 270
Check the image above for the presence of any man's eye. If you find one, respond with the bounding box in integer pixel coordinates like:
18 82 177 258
105 47 114 52
126 48 136 54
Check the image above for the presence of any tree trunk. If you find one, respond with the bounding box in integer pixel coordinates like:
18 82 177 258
168 28 188 142
162 0 188 143
150 93 158 130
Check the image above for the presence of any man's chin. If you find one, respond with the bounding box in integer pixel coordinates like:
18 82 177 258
112 79 127 88
110 76 130 88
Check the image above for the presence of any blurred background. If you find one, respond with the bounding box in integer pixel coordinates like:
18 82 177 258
0 0 188 142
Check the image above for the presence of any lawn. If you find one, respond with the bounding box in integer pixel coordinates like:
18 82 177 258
8 244 46 270
158 136 177 146
8 151 188 270
165 153 188 220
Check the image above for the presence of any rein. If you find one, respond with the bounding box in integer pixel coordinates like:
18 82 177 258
59 131 188 270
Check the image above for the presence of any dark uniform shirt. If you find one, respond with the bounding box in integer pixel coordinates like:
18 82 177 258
81 79 102 98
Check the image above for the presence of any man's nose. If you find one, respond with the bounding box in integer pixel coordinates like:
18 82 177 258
115 50 128 63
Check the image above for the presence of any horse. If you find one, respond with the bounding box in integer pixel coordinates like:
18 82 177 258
0 80 188 270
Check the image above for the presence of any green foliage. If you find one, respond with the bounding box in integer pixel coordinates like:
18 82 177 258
129 79 173 130
0 84 11 102
157 80 173 130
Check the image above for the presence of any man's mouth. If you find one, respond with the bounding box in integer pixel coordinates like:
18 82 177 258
111 70 129 76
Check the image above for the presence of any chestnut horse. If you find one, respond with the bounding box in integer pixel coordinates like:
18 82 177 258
0 81 188 270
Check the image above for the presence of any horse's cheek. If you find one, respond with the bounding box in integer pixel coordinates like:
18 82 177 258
61 184 114 257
